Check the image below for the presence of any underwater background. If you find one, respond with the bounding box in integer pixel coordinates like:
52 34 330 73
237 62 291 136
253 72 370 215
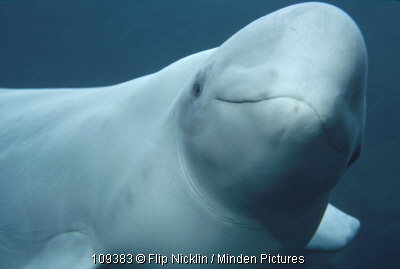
0 0 399 268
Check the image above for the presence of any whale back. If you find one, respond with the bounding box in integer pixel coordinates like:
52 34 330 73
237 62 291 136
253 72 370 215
0 49 216 257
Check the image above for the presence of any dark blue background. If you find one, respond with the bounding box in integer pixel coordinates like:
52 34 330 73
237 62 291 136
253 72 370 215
0 1 399 268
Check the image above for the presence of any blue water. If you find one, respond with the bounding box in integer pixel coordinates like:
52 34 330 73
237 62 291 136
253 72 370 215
0 1 399 268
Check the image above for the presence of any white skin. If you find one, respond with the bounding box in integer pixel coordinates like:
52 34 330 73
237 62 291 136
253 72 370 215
0 2 366 269
307 204 361 252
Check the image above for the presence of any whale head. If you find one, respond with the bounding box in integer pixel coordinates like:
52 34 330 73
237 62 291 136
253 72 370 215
178 2 367 246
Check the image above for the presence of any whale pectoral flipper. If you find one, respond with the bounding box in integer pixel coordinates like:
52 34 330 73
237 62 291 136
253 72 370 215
24 231 95 269
306 204 360 252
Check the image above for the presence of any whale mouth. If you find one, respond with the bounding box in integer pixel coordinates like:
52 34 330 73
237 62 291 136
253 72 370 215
215 95 299 104
215 95 347 158
215 95 314 106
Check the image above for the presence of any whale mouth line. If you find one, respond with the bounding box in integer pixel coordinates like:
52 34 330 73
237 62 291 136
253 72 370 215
215 95 347 156
215 95 303 104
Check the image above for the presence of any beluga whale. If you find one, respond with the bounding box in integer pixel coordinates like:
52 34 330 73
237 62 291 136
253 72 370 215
0 2 367 268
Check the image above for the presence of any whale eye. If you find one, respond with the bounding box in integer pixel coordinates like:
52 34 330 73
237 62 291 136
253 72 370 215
192 83 202 97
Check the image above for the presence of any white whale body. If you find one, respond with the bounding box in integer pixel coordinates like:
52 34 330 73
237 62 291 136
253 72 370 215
0 2 367 268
